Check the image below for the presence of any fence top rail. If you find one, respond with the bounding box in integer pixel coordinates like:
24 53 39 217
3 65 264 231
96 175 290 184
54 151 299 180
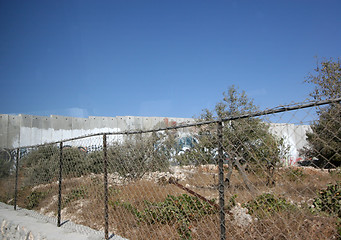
5 97 341 150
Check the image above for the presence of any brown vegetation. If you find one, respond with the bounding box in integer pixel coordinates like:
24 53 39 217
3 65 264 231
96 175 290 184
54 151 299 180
1 165 340 239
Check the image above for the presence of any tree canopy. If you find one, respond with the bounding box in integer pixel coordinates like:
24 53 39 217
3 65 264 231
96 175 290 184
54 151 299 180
303 58 341 168
176 85 284 169
305 58 341 101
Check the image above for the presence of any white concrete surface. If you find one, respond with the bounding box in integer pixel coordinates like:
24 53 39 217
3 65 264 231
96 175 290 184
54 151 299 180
0 114 311 166
0 202 126 240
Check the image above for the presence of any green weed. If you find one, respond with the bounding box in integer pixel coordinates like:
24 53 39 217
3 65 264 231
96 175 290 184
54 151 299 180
243 193 296 218
312 181 341 217
62 187 88 208
26 190 48 210
286 168 306 182
110 194 217 239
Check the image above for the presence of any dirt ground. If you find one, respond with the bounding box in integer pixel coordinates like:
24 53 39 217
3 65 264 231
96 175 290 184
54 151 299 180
1 165 340 240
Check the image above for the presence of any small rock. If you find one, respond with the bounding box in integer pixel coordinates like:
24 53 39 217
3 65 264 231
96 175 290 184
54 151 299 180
229 203 253 228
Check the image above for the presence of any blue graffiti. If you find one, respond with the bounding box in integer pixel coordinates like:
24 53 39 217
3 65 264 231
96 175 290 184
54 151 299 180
176 136 198 153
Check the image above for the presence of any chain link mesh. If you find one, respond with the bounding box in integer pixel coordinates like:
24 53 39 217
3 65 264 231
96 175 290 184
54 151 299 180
0 99 340 239
0 148 16 205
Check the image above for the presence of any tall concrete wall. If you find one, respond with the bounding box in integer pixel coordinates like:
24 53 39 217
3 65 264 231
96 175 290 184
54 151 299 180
0 115 8 148
0 114 194 148
0 114 311 165
269 123 312 166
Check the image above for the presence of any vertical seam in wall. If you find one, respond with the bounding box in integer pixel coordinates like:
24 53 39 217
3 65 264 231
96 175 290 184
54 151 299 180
7 115 9 149
19 116 21 148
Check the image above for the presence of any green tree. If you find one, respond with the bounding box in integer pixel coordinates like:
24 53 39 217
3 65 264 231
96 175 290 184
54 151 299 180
21 145 59 185
305 58 341 101
303 58 341 168
176 86 284 171
108 133 171 180
21 145 94 184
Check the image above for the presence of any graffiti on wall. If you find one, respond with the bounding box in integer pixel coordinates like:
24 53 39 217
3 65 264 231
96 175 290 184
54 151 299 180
283 157 303 166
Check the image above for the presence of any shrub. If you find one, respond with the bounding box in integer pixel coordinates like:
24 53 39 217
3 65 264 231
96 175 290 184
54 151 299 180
62 148 87 177
243 193 296 218
108 136 170 180
286 168 306 182
312 182 341 217
85 151 103 174
26 190 48 210
62 187 88 208
110 194 217 239
21 145 97 184
21 146 59 185
0 149 14 178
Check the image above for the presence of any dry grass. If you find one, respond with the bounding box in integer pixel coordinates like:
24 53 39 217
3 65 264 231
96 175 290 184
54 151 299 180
239 210 339 240
1 165 340 239
0 176 15 204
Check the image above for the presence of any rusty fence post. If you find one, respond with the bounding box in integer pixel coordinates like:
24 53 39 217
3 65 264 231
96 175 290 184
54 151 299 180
57 142 63 227
14 148 20 210
103 134 109 240
217 121 226 240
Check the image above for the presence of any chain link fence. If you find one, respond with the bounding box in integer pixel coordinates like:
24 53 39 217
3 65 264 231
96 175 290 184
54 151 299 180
0 98 340 240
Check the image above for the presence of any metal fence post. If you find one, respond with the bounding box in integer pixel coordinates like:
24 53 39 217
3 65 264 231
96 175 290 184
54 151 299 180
14 148 20 210
103 134 109 240
57 142 63 227
217 121 226 240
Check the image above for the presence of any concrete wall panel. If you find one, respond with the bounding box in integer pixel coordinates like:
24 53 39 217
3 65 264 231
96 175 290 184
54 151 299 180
294 125 311 150
20 114 32 128
155 117 164 129
0 113 312 166
0 114 8 148
51 115 71 142
102 117 112 132
107 117 118 131
19 115 33 147
7 115 21 148
123 116 135 130
150 117 164 129
116 116 128 132
133 116 142 131
62 117 73 140
72 117 88 130
89 116 107 134
32 116 49 146
42 116 52 144
72 117 90 137
106 117 120 144
141 117 153 130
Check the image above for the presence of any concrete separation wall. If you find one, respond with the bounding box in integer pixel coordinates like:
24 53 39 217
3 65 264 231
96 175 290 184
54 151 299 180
269 123 312 166
0 202 126 240
0 114 194 149
0 114 311 166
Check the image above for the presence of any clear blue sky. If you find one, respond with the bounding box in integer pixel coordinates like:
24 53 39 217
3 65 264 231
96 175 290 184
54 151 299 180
1 0 340 119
